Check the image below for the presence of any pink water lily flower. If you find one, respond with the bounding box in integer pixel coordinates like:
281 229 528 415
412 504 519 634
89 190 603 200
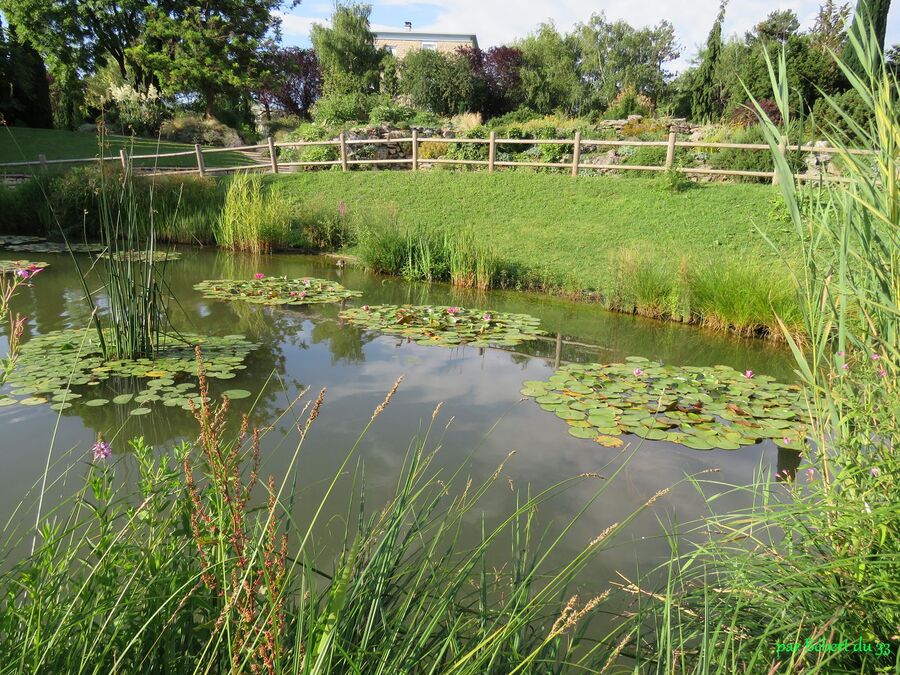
446 307 460 315
633 368 644 377
290 291 298 297
254 273 265 280
299 291 306 299
362 305 370 311
482 312 493 322
743 370 754 379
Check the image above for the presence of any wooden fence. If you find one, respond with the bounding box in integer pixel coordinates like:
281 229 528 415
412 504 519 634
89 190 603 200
0 131 858 184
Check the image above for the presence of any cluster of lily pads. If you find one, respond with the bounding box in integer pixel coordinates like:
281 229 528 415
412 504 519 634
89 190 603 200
0 328 257 414
99 250 182 263
194 276 362 306
0 260 48 275
0 237 102 254
522 358 809 451
338 304 545 347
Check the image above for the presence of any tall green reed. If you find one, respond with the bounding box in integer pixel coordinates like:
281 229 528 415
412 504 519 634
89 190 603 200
216 172 292 254
620 27 900 673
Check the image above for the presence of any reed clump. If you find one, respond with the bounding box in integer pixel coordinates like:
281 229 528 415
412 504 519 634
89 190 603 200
216 172 293 254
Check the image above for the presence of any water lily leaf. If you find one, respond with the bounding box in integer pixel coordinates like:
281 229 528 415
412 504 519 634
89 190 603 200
222 389 252 400
568 427 597 439
594 435 624 447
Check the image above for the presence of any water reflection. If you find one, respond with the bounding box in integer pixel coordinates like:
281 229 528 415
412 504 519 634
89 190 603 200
0 246 799 592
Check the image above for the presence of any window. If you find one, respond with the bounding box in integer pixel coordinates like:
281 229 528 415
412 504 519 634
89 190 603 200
421 41 437 51
386 45 397 55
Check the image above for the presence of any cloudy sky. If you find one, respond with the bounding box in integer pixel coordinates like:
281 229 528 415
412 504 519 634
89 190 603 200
278 0 900 70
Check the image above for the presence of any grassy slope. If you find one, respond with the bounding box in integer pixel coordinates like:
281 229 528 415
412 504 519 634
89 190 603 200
279 171 793 291
0 127 256 169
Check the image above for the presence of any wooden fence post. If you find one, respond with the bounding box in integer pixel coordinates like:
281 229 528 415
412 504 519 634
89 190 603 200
488 131 497 172
665 131 676 170
194 144 206 177
339 132 348 172
411 129 419 171
571 131 581 178
267 136 279 174
118 149 128 172
38 154 47 171
772 138 786 185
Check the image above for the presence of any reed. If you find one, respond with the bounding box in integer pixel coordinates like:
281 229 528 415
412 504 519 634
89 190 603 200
621 27 900 673
216 172 292 254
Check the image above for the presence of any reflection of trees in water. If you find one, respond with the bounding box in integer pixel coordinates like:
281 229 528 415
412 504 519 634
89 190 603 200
310 318 372 364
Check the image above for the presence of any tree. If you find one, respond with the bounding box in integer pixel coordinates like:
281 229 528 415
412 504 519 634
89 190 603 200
0 19 53 127
692 2 728 121
254 47 322 119
311 3 382 96
811 0 852 53
130 0 282 118
458 45 525 118
847 0 892 52
572 13 680 110
749 10 801 44
517 23 582 115
400 49 474 116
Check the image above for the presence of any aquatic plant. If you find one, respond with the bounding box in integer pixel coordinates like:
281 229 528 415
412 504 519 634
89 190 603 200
98 249 182 263
620 29 900 672
194 276 362 306
339 304 544 347
0 260 48 275
216 172 292 254
522 359 808 450
1 328 257 413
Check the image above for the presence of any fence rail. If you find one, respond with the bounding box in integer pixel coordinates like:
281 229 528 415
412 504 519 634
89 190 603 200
0 131 858 184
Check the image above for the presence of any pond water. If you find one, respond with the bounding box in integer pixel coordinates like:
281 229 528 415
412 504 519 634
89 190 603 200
0 248 801 597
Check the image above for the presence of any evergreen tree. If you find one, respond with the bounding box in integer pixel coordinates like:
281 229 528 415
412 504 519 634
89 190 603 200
311 3 383 96
692 1 728 121
0 19 53 127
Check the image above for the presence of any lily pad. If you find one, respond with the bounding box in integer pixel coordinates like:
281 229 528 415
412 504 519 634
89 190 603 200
99 250 181 263
195 276 361 306
0 260 49 275
222 389 252 400
522 360 809 452
339 304 544 348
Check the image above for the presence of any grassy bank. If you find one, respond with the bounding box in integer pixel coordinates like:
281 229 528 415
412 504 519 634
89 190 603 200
280 171 803 337
0 126 254 169
0 165 804 337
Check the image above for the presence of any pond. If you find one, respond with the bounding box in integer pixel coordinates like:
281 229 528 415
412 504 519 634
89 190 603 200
0 247 801 597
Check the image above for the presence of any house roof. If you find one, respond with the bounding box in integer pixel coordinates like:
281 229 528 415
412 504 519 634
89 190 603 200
374 31 479 49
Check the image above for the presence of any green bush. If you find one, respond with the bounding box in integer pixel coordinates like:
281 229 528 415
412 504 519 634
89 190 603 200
708 124 803 181
311 92 380 125
445 125 489 163
418 140 449 159
368 101 415 126
279 123 339 164
158 114 244 147
409 110 447 128
812 89 873 141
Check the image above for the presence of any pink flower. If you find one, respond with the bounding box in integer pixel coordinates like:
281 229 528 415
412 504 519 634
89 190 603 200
362 305 370 311
633 368 644 377
871 467 881 477
743 370 754 379
841 363 849 371
254 273 265 280
299 291 306 299
837 351 845 357
783 437 792 445
878 369 887 378
806 468 815 482
871 353 881 361
482 312 492 321
303 279 311 287
338 200 347 217
14 269 30 279
91 440 111 461
290 291 298 297
446 307 460 315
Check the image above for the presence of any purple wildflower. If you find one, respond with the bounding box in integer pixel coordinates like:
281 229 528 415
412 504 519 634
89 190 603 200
879 369 887 378
871 353 881 361
482 312 493 322
15 268 30 279
871 467 881 477
92 440 112 461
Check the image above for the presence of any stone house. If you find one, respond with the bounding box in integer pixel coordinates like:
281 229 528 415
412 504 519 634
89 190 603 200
374 25 478 59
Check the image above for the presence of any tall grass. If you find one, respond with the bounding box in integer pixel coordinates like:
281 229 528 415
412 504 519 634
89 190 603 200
216 172 293 254
620 28 900 673
357 221 500 290
0 351 681 672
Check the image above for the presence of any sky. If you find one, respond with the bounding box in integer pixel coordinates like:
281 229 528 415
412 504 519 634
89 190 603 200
278 0 900 71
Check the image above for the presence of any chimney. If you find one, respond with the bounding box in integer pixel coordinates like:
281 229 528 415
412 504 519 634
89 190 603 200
404 21 412 31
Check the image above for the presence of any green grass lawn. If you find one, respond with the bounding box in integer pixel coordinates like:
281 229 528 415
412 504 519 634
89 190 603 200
0 126 257 170
280 170 796 292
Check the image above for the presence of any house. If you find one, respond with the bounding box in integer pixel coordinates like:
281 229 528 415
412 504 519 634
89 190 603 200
374 23 478 59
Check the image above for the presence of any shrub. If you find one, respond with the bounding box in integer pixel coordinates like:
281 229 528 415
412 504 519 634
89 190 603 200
708 124 803 181
279 123 339 164
487 106 542 128
657 168 694 193
418 141 449 160
604 86 654 119
445 125 489 163
619 118 666 138
159 114 244 147
311 92 379 125
409 110 447 128
368 100 416 126
288 196 357 251
450 112 483 132
731 98 782 127
812 89 873 141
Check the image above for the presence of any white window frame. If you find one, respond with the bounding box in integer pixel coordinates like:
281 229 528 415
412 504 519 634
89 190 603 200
420 41 438 51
